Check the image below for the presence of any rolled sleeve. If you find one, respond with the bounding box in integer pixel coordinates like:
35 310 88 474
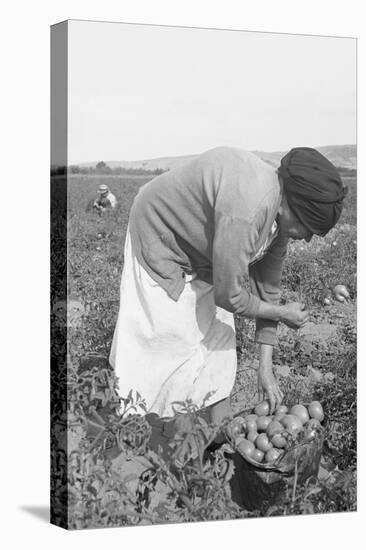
249 235 288 345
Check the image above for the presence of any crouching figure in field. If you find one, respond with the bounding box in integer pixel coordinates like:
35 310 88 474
90 184 117 216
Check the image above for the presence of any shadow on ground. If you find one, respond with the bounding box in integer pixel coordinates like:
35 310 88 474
20 506 49 523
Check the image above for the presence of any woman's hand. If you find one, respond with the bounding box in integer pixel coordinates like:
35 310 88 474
258 368 283 414
281 302 309 329
257 344 283 413
255 301 309 330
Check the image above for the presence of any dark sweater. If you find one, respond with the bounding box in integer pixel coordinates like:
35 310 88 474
129 147 288 345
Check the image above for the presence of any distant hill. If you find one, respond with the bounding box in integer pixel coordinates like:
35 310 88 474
254 144 356 170
78 154 198 172
78 144 356 172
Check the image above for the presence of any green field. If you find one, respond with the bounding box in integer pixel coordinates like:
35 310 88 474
61 172 357 528
67 175 151 358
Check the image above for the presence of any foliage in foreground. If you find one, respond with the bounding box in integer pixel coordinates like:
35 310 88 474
51 333 356 528
53 366 245 528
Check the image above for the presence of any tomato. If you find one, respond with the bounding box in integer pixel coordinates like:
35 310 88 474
226 417 246 440
245 414 258 432
256 415 273 432
247 430 258 443
333 284 350 303
226 425 239 441
281 414 303 435
274 412 286 422
290 404 310 425
252 448 264 463
276 405 288 415
255 433 273 452
254 400 270 417
266 420 283 439
304 428 316 442
308 401 324 422
271 433 287 449
237 439 255 458
265 448 284 464
233 424 244 438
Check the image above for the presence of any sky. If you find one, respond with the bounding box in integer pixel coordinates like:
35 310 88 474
68 20 356 164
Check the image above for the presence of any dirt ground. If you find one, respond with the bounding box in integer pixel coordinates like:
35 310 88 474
231 300 355 415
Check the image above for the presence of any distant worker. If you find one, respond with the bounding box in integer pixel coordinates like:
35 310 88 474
93 184 117 214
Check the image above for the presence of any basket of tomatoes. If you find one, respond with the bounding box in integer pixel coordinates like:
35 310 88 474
225 400 325 511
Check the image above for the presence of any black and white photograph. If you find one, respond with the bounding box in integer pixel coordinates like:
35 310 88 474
50 19 357 530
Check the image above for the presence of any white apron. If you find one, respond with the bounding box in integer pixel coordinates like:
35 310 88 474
109 230 237 418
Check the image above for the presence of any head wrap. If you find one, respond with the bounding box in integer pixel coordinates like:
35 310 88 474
279 147 348 236
98 184 109 195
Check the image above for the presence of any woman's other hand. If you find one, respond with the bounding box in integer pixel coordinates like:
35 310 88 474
281 302 309 329
257 344 283 413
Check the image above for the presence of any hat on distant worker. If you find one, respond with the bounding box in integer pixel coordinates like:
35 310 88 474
279 147 348 236
98 184 109 195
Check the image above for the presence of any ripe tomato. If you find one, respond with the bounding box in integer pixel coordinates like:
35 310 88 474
255 433 273 453
247 430 258 443
265 448 284 464
333 284 350 303
290 404 310 425
254 400 270 417
266 420 283 439
274 412 286 422
308 401 324 422
271 433 287 449
245 414 258 432
281 414 303 435
226 425 239 441
226 417 246 440
276 405 288 415
237 439 255 458
252 448 264 463
304 428 316 442
256 415 273 432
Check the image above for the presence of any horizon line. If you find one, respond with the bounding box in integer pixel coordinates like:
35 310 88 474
67 143 357 167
